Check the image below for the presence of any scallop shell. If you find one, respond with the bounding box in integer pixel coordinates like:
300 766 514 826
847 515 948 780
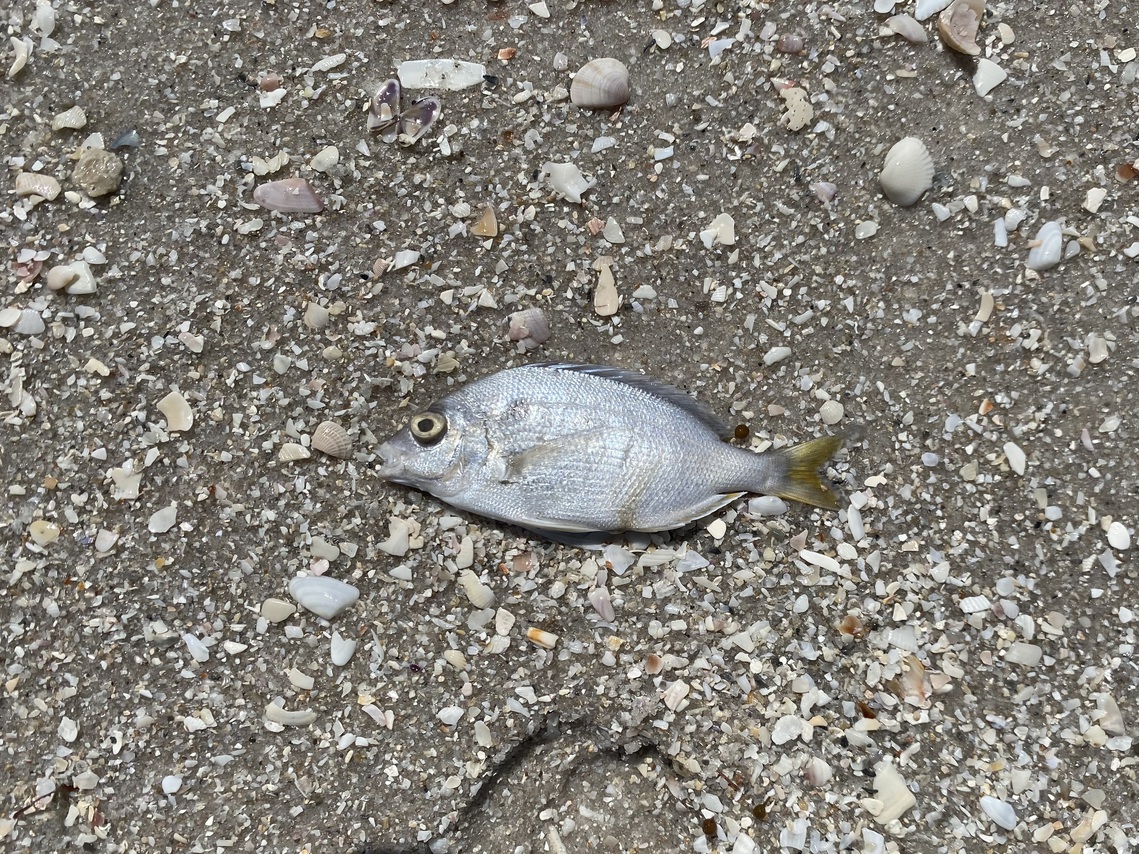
879 137 934 206
288 575 359 619
253 178 324 213
938 0 984 56
312 420 351 458
398 96 441 145
570 58 630 110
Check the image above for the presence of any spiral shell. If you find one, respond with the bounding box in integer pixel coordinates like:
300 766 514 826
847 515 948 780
879 137 934 206
570 58 630 110
312 420 352 458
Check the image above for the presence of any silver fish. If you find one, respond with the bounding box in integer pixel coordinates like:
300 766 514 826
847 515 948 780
377 363 842 533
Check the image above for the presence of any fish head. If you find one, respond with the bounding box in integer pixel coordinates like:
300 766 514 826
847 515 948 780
376 404 475 497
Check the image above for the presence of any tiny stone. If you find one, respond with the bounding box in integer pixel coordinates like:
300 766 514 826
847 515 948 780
73 148 124 197
261 597 297 622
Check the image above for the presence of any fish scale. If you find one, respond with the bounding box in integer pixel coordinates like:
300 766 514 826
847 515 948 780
377 363 842 534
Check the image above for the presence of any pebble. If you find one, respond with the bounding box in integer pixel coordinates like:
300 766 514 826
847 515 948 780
261 598 296 622
1106 521 1131 550
437 706 464 726
706 518 727 540
763 346 792 366
73 148 124 197
58 716 79 742
183 633 210 662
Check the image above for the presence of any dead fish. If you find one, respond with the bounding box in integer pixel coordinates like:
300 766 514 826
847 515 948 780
377 363 842 534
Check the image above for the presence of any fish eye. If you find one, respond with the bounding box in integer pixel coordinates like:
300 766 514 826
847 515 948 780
409 411 447 444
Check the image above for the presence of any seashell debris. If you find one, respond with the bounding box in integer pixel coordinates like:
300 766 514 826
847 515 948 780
458 570 495 609
1026 220 1063 270
253 178 324 213
938 0 984 56
398 97 441 144
311 420 352 458
542 162 594 203
397 59 486 91
570 58 630 110
52 105 87 131
871 762 917 824
368 78 401 142
879 136 934 206
15 172 62 200
778 86 814 132
471 205 498 238
505 307 550 349
157 390 193 432
288 575 360 619
885 14 928 43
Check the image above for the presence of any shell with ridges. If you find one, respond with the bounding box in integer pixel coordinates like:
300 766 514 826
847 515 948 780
570 58 630 110
879 137 934 206
938 0 984 56
312 420 351 458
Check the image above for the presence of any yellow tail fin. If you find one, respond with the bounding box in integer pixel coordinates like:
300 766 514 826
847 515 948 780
772 436 843 510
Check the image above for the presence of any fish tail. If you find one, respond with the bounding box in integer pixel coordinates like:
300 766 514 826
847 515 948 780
769 435 844 510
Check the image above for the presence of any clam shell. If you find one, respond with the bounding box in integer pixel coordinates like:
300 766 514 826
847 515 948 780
458 569 495 609
398 97 441 144
368 78 401 142
938 0 984 56
570 58 630 110
879 136 934 206
526 627 559 649
311 420 352 458
288 575 359 619
252 177 324 213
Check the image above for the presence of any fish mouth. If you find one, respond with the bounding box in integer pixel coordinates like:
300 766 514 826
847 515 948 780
375 443 403 480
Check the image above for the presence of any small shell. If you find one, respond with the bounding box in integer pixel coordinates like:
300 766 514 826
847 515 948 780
458 569 495 609
15 172 61 200
368 78 401 140
526 627 559 649
570 58 630 110
588 586 615 622
879 136 934 206
938 0 984 56
471 205 498 238
312 420 352 458
278 443 312 462
157 390 193 432
1026 221 1063 271
288 575 360 620
253 177 324 213
885 14 928 43
398 97 441 145
52 105 88 131
776 33 805 53
506 307 550 347
543 162 594 204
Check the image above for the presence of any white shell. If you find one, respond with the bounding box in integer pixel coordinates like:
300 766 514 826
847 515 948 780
885 14 928 43
397 59 486 91
330 631 357 666
288 575 360 619
973 58 1006 96
312 420 352 458
570 58 630 109
938 0 984 56
157 390 193 432
278 443 311 462
253 178 324 213
1026 221 1063 270
398 97 441 144
52 105 88 131
543 161 594 203
872 762 917 824
458 569 495 609
879 137 934 206
588 587 615 621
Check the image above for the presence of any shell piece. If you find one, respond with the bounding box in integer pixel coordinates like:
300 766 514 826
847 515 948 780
1026 221 1063 270
16 172 62 200
288 575 360 619
157 390 193 432
471 205 498 238
879 137 934 206
312 420 352 458
885 14 928 43
542 162 594 203
398 97 441 144
872 762 917 824
397 59 486 91
526 627 559 649
330 631 357 666
938 0 984 56
570 58 630 109
778 86 814 132
252 178 324 213
973 57 1006 96
458 569 495 609
52 105 87 131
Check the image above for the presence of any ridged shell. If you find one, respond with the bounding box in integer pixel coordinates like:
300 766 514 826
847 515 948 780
505 307 550 346
938 0 984 56
252 177 324 213
879 137 934 206
288 575 359 619
458 569 495 609
15 172 62 200
312 420 352 458
570 58 630 109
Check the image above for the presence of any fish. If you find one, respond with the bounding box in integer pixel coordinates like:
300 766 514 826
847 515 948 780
376 363 843 534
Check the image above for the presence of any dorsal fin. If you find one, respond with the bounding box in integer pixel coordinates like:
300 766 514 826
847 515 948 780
530 363 730 438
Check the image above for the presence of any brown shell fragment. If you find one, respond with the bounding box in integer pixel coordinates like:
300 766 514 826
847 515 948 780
253 178 324 213
312 420 352 458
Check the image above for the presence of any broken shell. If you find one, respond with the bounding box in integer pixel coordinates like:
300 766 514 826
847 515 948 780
15 172 62 200
368 78 401 141
46 265 79 291
543 162 594 203
879 136 934 206
506 307 550 348
398 97 441 145
570 58 630 110
288 575 359 619
588 587 615 622
278 443 311 462
1026 220 1063 271
157 390 193 432
252 177 324 213
778 86 814 132
311 420 352 458
526 627 559 649
52 105 88 131
885 14 928 43
471 205 498 238
458 569 495 609
938 0 984 56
